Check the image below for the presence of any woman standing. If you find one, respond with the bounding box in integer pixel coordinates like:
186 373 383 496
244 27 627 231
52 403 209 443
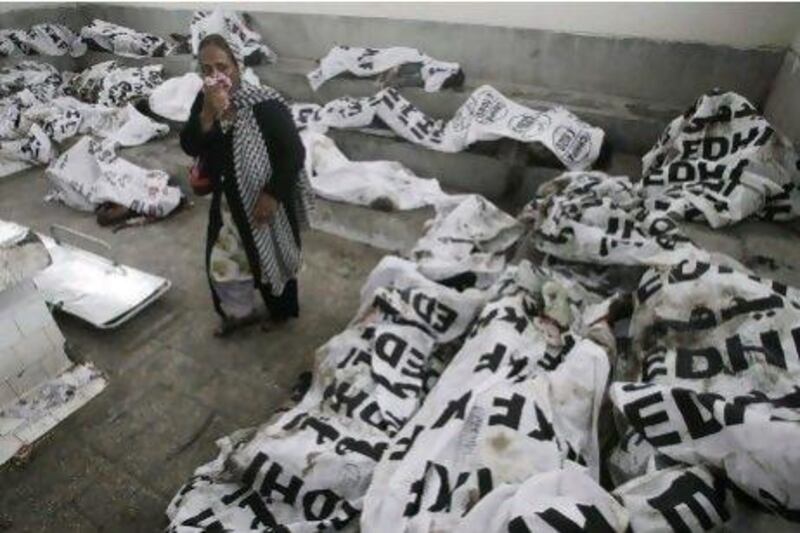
181 34 313 337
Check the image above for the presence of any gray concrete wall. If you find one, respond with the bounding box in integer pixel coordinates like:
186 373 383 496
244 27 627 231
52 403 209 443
0 4 80 31
765 34 800 147
80 3 785 108
118 2 800 49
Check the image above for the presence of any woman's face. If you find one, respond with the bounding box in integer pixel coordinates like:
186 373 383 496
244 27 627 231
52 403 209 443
199 44 240 88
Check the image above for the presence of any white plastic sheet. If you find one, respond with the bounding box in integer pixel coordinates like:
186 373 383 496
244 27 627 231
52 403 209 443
410 194 523 287
529 171 704 267
45 136 181 218
642 91 800 228
80 19 167 57
0 23 85 57
190 8 277 64
360 264 610 531
610 258 800 520
308 45 461 93
66 60 164 107
148 73 204 122
301 130 449 211
293 85 604 170
613 465 732 533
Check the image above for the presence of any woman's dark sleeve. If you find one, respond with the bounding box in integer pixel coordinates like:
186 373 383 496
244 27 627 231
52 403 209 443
254 99 305 205
180 92 222 157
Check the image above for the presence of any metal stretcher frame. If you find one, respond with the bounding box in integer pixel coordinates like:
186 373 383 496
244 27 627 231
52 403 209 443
33 224 171 329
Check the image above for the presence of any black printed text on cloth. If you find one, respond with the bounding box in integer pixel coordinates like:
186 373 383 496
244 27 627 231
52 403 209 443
529 171 706 267
0 61 169 179
0 61 63 101
166 256 488 531
0 63 63 176
46 137 181 218
80 19 168 57
190 8 277 64
308 46 461 93
292 85 604 171
361 263 611 531
409 194 524 288
613 464 734 532
642 91 800 228
0 23 86 57
610 258 800 520
66 60 164 107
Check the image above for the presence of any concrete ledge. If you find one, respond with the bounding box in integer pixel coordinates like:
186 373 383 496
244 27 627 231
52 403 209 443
312 198 433 253
0 6 83 31
74 51 194 79
72 51 674 156
253 59 676 155
78 4 785 108
117 132 435 252
0 54 76 72
328 128 513 201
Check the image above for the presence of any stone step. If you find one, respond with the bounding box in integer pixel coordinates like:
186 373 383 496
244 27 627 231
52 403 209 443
70 48 675 156
0 54 76 72
312 198 434 254
252 57 678 156
327 127 641 204
117 131 434 253
4 51 644 210
73 50 193 78
70 51 647 191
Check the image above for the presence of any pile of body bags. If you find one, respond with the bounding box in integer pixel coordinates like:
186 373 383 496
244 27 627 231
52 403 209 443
0 59 182 224
0 11 275 60
0 20 167 58
165 87 800 531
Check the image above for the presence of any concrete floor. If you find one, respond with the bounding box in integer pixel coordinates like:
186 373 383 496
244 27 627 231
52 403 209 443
0 138 387 531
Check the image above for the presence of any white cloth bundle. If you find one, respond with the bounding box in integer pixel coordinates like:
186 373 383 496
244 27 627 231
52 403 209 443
610 258 800 519
308 45 461 93
0 91 167 177
361 264 611 531
45 136 181 218
293 85 604 170
410 194 523 287
80 19 168 57
529 171 705 267
166 256 487 531
0 23 85 57
0 61 63 101
147 73 204 122
190 8 277 64
67 60 164 107
642 91 800 228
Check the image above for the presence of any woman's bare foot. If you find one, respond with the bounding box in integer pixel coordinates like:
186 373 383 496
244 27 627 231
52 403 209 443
213 313 260 337
260 316 292 333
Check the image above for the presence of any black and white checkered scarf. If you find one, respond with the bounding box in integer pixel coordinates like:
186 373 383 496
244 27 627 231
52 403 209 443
230 80 314 295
